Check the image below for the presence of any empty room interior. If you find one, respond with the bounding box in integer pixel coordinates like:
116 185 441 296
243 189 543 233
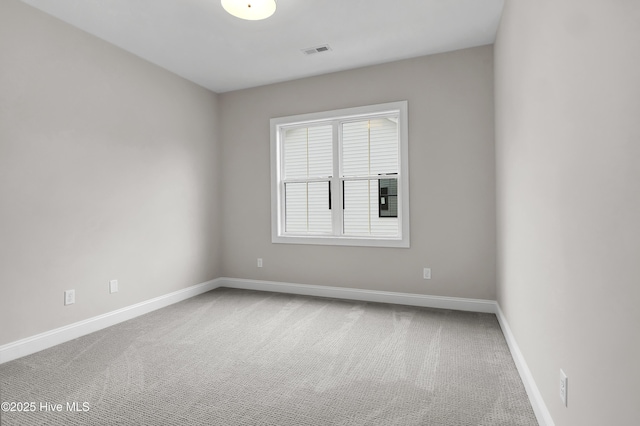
1 0 638 425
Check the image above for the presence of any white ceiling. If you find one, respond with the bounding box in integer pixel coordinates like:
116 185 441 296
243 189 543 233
21 0 504 93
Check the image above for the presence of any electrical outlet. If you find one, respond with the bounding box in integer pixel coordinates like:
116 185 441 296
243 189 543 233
257 258 263 268
423 268 431 279
109 280 119 294
64 289 75 306
560 369 568 407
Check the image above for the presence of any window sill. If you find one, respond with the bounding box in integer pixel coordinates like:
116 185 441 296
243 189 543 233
271 234 410 248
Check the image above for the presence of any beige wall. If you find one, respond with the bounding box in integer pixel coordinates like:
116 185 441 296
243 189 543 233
0 0 222 345
495 1 640 425
219 46 497 300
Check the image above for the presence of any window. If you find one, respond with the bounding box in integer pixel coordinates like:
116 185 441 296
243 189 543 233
270 101 409 247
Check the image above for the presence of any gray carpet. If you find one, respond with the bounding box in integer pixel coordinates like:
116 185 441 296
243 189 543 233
0 288 538 425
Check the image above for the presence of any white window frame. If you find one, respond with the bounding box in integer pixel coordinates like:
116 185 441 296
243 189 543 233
270 101 410 248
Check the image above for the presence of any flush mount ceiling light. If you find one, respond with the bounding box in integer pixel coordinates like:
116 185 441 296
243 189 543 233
221 0 276 20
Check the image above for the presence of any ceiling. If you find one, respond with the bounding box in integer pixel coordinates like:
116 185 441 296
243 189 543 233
21 0 504 93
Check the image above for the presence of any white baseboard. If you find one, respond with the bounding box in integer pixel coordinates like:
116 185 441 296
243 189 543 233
218 277 497 313
495 304 555 426
0 278 222 364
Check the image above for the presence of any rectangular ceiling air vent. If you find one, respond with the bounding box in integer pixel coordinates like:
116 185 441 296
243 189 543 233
302 44 332 55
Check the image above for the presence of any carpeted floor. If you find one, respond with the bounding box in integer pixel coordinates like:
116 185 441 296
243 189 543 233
0 288 538 425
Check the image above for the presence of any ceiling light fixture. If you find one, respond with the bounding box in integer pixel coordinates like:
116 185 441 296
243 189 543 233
221 0 276 21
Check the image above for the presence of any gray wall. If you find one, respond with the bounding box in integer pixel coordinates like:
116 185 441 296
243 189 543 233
219 46 497 300
0 0 222 345
495 1 640 425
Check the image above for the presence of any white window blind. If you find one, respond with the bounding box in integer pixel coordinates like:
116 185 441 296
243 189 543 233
283 125 333 234
342 118 399 237
271 101 409 248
